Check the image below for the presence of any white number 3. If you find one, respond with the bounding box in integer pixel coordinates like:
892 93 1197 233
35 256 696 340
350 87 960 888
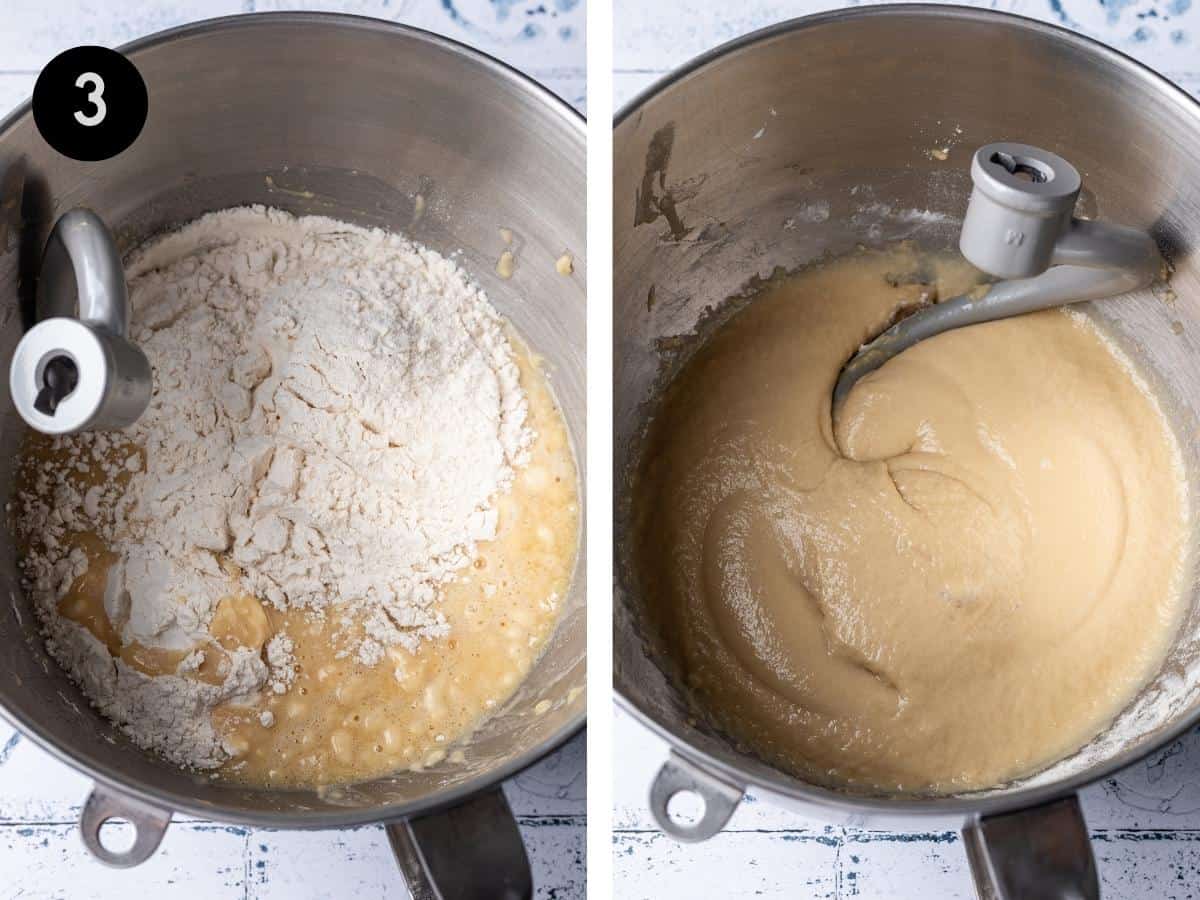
73 72 106 127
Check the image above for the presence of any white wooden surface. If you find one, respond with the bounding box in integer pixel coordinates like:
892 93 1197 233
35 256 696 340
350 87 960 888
0 2 585 898
0 0 586 115
613 1 1200 896
614 0 1200 110
615 707 1200 898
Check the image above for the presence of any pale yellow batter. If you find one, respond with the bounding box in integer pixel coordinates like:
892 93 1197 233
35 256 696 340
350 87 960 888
633 245 1190 794
19 345 578 788
213 347 578 786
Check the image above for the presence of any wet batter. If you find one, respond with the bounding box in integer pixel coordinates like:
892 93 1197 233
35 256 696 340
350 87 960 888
633 245 1190 793
18 342 577 788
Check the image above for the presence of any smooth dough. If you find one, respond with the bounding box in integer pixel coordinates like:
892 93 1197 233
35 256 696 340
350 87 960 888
633 245 1190 793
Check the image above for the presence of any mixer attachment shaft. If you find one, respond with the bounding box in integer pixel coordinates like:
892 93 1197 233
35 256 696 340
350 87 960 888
832 143 1160 412
9 208 151 434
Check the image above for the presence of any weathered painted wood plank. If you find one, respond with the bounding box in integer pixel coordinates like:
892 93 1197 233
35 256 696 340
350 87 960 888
0 0 584 116
0 822 251 898
0 0 251 71
247 818 584 899
613 824 1200 899
612 829 841 899
0 75 33 118
0 722 95 823
0 816 585 899
251 0 586 76
835 834 971 899
613 0 1200 106
0 736 585 896
615 706 1200 895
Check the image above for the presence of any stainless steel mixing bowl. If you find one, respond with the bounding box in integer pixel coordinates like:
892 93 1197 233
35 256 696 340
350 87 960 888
0 13 585 895
614 7 1200 897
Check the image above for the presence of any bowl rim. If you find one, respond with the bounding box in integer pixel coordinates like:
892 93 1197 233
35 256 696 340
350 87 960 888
615 2 1200 130
613 2 1200 819
0 10 586 830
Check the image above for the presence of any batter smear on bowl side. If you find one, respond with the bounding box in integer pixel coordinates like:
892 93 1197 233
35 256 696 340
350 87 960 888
632 244 1190 794
12 206 578 786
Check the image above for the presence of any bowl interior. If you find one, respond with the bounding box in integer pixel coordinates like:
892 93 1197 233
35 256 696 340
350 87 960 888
614 7 1200 815
0 14 585 825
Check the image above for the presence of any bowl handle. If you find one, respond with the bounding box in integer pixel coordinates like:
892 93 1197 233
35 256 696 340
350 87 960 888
649 750 744 843
78 783 173 867
386 785 532 899
963 793 1099 900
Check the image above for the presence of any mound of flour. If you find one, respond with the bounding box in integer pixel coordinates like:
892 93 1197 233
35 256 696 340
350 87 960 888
15 206 533 768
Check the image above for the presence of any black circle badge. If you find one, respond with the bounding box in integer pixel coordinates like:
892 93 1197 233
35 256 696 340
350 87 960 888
33 46 148 162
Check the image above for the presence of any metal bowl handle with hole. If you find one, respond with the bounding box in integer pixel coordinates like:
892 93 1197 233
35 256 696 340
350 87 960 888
78 784 172 868
649 752 745 842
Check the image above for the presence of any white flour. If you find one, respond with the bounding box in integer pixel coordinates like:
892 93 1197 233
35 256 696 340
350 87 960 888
15 206 533 769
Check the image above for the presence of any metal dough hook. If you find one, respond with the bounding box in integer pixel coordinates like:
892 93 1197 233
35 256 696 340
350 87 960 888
9 208 151 434
832 142 1160 411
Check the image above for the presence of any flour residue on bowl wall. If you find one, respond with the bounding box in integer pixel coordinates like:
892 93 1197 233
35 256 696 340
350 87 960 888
849 199 957 242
